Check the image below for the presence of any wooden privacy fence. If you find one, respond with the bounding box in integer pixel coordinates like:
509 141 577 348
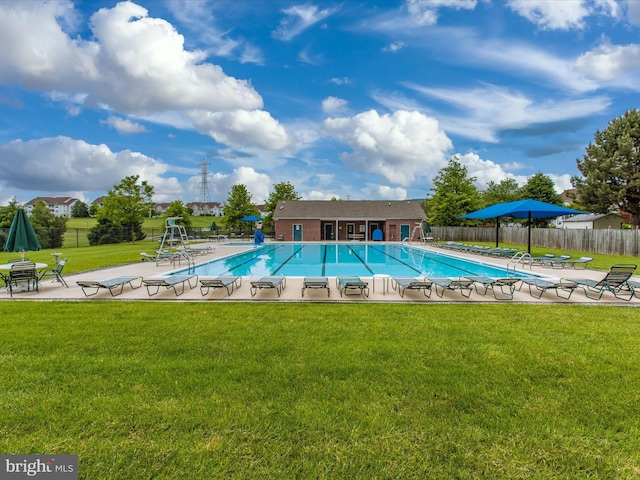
431 227 640 257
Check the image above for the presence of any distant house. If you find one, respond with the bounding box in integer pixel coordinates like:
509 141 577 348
187 202 224 216
272 200 426 241
154 203 170 216
561 213 623 230
25 196 79 217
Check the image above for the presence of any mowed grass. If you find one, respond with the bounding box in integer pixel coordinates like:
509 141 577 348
2 303 640 479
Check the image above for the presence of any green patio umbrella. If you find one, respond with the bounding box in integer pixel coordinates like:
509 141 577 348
4 208 41 253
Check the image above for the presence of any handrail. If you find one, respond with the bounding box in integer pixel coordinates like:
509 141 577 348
507 251 532 274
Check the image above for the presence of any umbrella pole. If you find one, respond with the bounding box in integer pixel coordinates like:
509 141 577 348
495 218 499 248
527 211 532 253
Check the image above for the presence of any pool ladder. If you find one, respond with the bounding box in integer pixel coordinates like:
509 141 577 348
507 251 532 274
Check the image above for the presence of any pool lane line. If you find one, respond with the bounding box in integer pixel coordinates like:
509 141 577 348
346 245 374 275
224 244 284 275
387 244 493 277
272 244 304 275
370 245 422 274
321 244 327 277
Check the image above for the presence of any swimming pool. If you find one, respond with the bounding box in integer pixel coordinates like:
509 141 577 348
176 243 530 278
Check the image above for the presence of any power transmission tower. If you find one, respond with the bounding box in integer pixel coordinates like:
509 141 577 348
199 159 210 203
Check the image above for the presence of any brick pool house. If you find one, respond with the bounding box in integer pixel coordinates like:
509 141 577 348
272 200 427 242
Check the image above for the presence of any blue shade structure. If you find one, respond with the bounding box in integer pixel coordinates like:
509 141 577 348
240 214 262 238
460 199 585 253
4 208 41 253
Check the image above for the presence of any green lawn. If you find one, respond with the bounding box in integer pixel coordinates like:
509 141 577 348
1 303 639 479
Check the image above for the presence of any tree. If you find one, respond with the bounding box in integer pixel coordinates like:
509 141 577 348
71 201 90 218
482 178 522 206
263 181 301 234
520 172 562 227
89 175 154 245
163 200 192 228
30 200 67 249
223 184 259 231
0 200 18 228
426 157 482 226
574 109 640 227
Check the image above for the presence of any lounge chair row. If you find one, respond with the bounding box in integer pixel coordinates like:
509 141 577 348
71 265 640 302
389 264 639 301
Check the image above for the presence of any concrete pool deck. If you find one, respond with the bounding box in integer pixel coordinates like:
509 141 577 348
2 243 639 304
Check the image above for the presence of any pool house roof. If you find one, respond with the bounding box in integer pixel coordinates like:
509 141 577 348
273 200 427 220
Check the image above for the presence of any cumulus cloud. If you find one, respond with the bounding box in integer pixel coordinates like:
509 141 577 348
272 4 336 41
363 184 408 200
454 152 527 188
507 0 618 30
209 166 272 204
190 110 291 150
322 96 348 114
101 115 148 134
0 1 292 151
0 136 182 201
574 41 640 82
323 110 453 186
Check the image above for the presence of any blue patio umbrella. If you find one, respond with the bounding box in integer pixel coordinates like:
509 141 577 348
460 199 585 253
4 208 41 253
240 215 262 237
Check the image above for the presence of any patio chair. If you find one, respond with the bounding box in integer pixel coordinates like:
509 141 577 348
542 255 572 268
391 277 432 298
557 256 593 269
76 276 143 297
250 276 286 297
626 280 640 299
518 277 578 300
140 252 157 262
143 274 199 296
302 277 330 297
572 264 637 301
336 276 369 297
199 276 242 296
428 277 474 298
464 276 520 300
38 258 68 287
6 262 38 297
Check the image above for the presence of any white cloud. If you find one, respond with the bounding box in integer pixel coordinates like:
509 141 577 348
210 166 272 204
507 0 618 30
101 115 148 134
454 152 527 188
627 0 640 26
405 0 478 26
574 41 640 83
382 41 406 53
323 110 453 186
273 4 336 41
0 136 182 200
304 190 341 200
400 83 611 142
363 184 408 200
190 110 291 150
330 77 351 85
0 1 287 151
322 96 348 114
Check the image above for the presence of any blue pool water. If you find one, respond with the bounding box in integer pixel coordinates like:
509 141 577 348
175 243 529 278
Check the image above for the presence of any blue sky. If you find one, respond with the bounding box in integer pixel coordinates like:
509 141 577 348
1 0 639 206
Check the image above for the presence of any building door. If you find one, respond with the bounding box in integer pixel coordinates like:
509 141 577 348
293 224 303 241
347 223 355 240
324 223 334 240
400 224 410 241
